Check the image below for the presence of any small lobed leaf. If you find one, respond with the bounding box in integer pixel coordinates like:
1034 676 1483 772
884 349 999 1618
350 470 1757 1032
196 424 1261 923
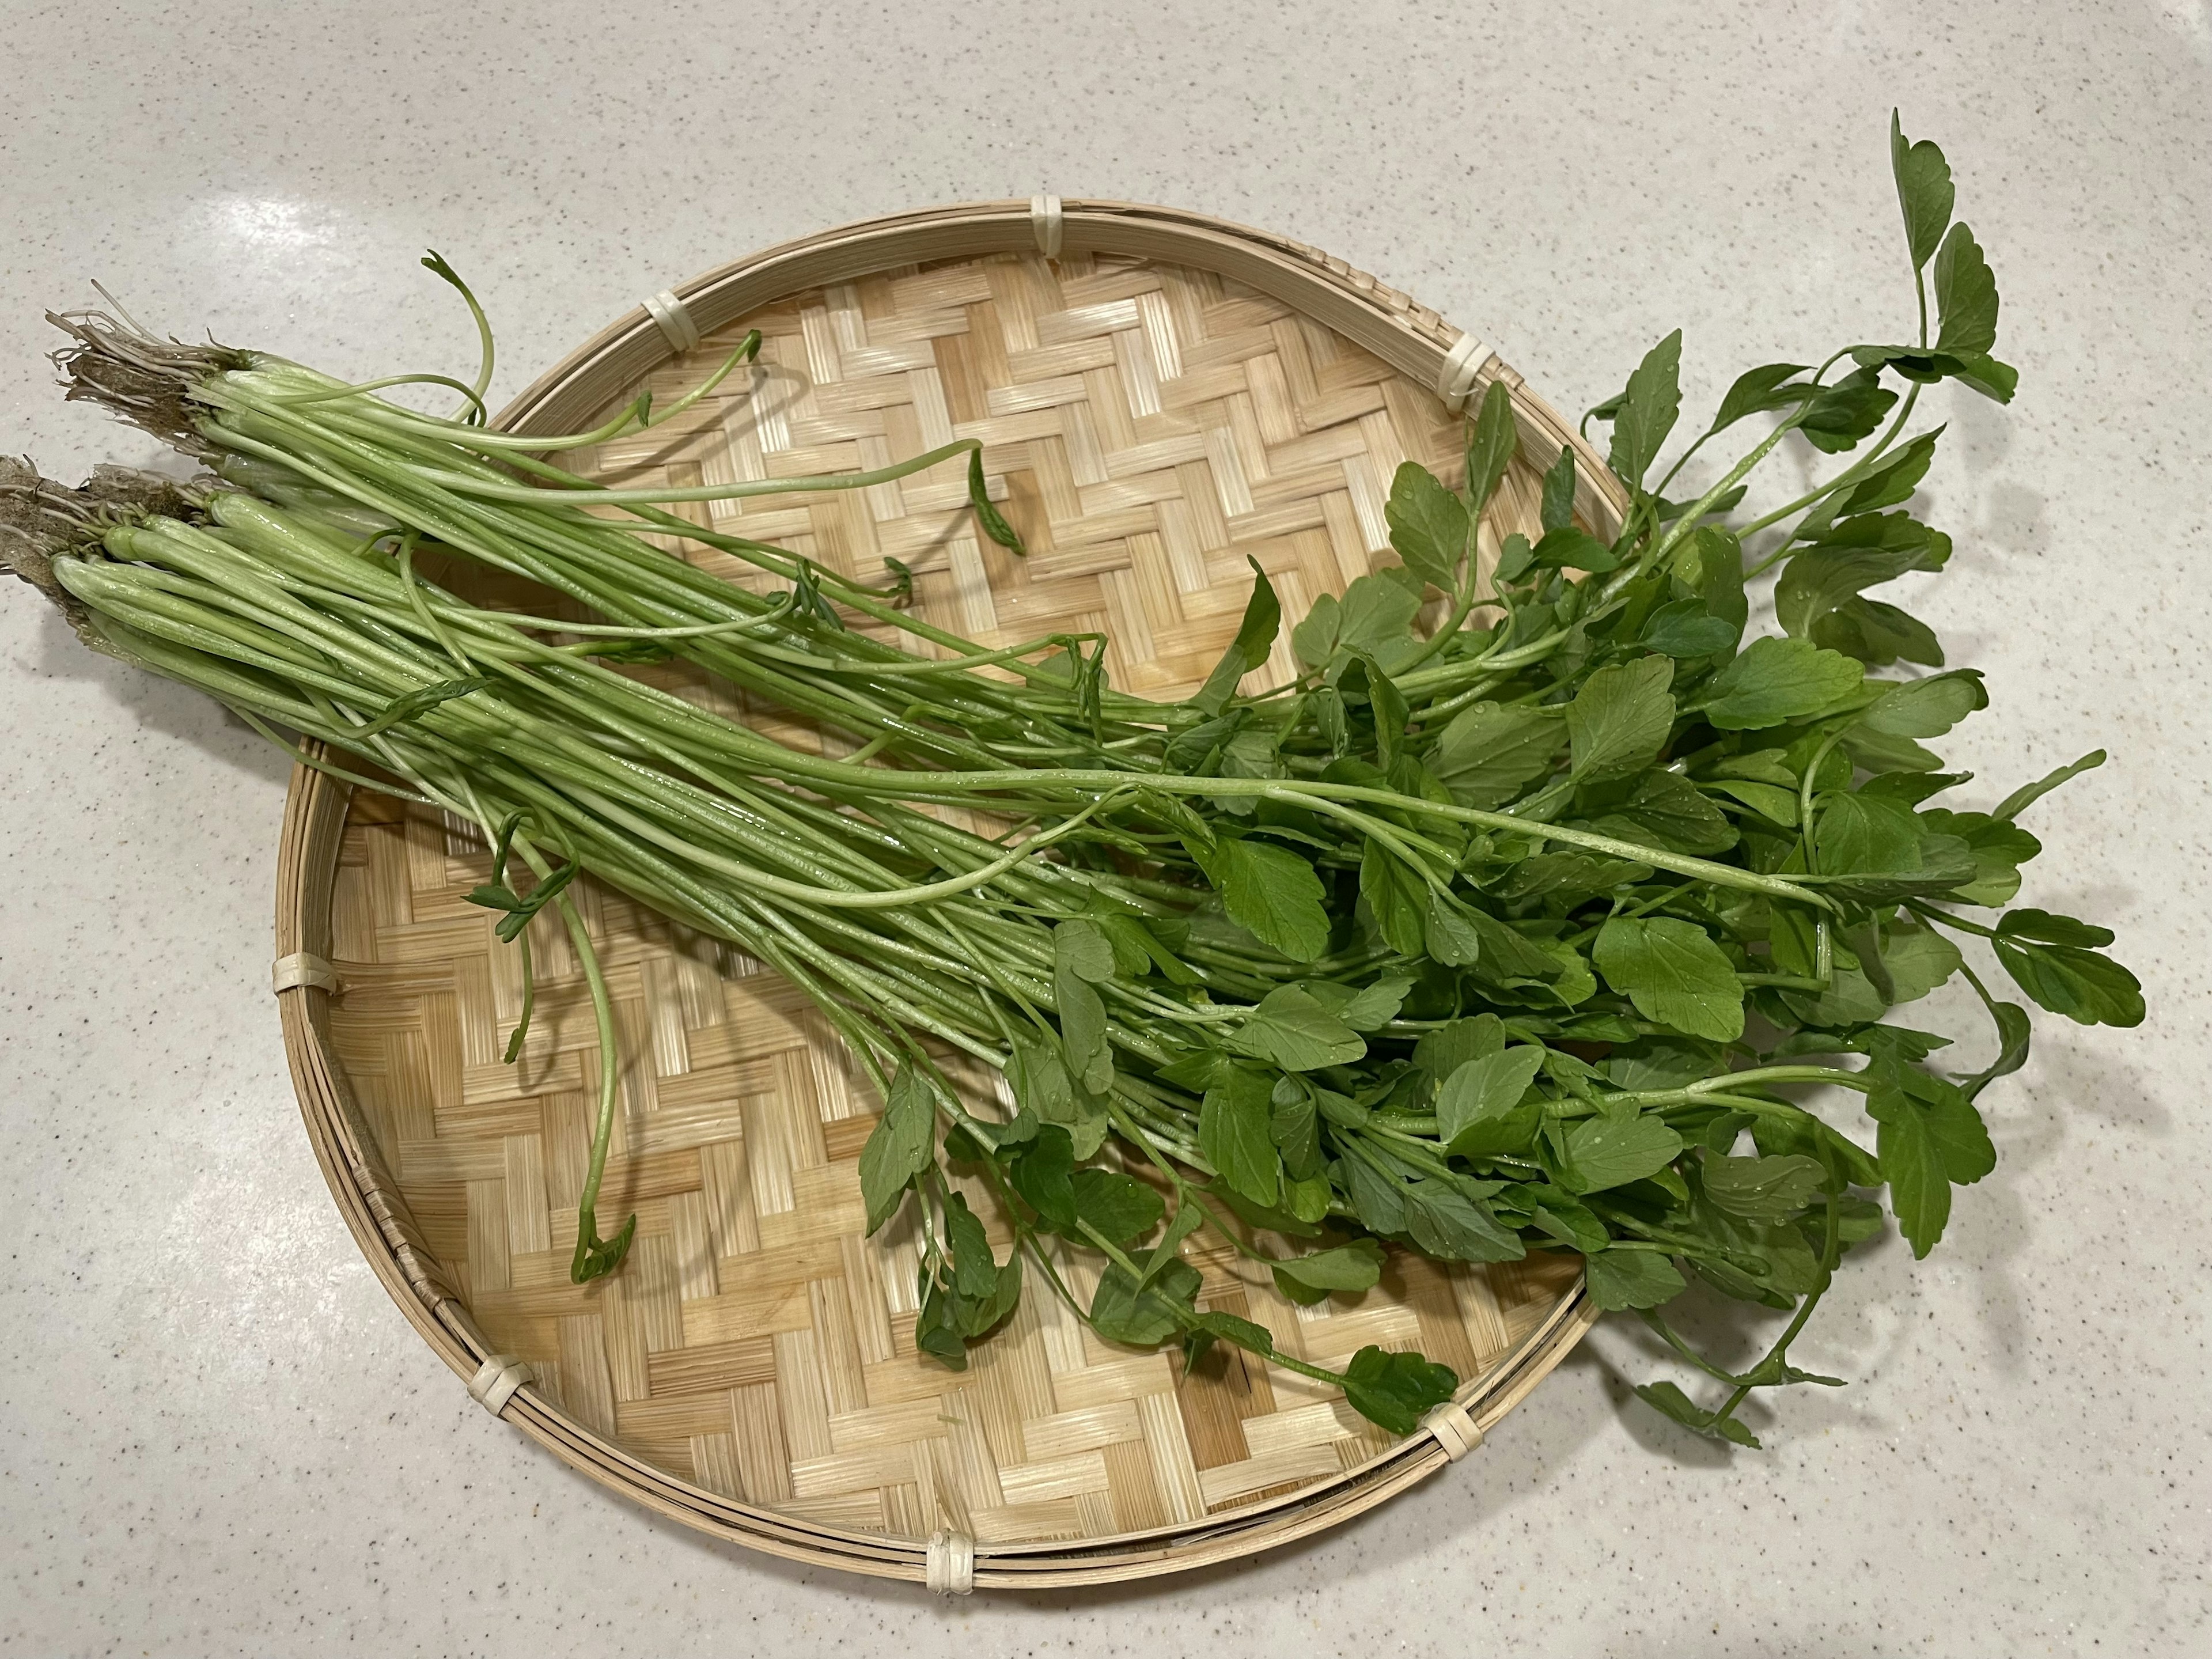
1190 835 1331 961
1270 1238 1388 1303
1340 1346 1461 1437
1385 463 1467 595
1584 1248 1687 1311
1228 984 1368 1071
1711 361 1815 433
1565 1112 1687 1194
1540 444 1578 533
1069 1168 1166 1244
1090 1257 1200 1347
1609 329 1684 487
1568 656 1676 783
1934 222 1999 357
1436 1047 1547 1152
1199 1064 1283 1206
1890 111 1956 271
1593 916 1745 1041
1634 1379 1761 1448
1191 557 1281 715
1430 702 1565 808
1465 380 1520 518
1702 636 1865 731
858 1064 938 1234
1702 1153 1826 1222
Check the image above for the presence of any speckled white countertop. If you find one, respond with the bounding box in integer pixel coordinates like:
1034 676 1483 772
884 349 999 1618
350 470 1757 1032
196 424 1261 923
3 2 2207 1654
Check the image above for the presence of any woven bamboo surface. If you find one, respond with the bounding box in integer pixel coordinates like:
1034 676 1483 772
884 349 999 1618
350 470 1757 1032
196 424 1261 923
279 206 1622 1586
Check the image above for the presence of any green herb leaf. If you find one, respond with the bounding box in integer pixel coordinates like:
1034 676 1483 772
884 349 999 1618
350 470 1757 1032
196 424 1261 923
1359 838 1429 957
1090 1257 1200 1347
1865 1036 1996 1256
1407 1176 1531 1265
1530 526 1621 574
1585 1248 1687 1311
1270 1238 1387 1304
1200 1063 1283 1205
1054 918 1116 1094
1269 1075 1325 1179
1701 636 1865 730
1568 656 1676 783
1386 461 1469 594
1933 222 1999 357
967 446 1024 552
1191 1308 1275 1361
1192 557 1281 715
1009 1122 1078 1232
1138 1199 1207 1289
1634 1379 1761 1448
1813 793 1978 903
1702 1153 1825 1222
1642 600 1740 658
1917 809 2040 907
1494 532 1536 584
1961 997 2033 1102
1006 1032 1107 1160
858 1063 937 1234
1229 984 1367 1071
1868 1078 1949 1257
1436 1046 1546 1153
1430 702 1565 808
1291 574 1422 672
1340 1346 1461 1436
1334 975 1414 1032
1843 429 1942 516
1799 366 1897 454
1775 511 1948 637
1189 834 1332 962
914 1278 968 1369
1992 749 2104 822
1812 595 1945 667
1890 111 1956 271
1539 444 1577 533
1609 329 1683 487
944 1191 1000 1300
1859 669 1986 737
1711 362 1816 433
1594 916 1745 1041
1991 911 2145 1027
1069 1168 1165 1244
1465 380 1520 520
1566 1113 1687 1193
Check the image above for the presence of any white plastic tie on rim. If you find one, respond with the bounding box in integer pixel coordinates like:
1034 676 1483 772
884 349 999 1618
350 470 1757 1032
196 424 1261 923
1029 194 1064 259
271 952 336 995
643 289 702 354
925 1528 976 1596
468 1353 531 1418
1436 331 1495 414
1422 1400 1484 1462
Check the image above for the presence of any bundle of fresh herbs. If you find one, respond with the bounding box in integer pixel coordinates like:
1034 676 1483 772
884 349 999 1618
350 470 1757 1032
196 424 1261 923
1 118 2139 1445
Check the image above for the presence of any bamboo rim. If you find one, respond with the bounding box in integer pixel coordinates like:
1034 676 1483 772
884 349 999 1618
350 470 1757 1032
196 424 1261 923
273 199 1622 1589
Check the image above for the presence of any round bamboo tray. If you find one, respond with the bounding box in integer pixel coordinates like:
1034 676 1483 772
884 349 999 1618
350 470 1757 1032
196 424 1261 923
273 200 1628 1591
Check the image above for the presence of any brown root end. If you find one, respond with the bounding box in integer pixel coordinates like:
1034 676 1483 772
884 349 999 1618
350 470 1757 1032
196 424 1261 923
0 456 209 646
45 305 247 454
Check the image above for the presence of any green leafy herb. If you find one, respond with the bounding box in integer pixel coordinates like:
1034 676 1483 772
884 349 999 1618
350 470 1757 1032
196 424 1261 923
1340 1346 1461 1436
858 1065 938 1234
7 115 2136 1452
1594 917 1745 1041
